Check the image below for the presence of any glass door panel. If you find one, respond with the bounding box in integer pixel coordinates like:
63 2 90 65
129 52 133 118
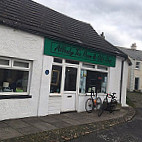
64 67 77 91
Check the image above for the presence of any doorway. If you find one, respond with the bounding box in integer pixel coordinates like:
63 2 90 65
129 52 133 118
61 67 77 112
135 77 139 90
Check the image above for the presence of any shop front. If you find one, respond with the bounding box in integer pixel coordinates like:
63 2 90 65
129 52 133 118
39 38 122 114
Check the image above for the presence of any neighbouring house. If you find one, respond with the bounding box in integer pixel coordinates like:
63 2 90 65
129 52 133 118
0 0 130 121
118 43 142 92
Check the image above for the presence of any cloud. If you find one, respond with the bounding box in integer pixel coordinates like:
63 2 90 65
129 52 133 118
33 0 142 49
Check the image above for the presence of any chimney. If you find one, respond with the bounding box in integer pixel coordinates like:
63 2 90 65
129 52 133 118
100 32 105 39
131 43 137 50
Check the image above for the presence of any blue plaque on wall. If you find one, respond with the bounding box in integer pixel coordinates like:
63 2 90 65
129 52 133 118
45 70 49 75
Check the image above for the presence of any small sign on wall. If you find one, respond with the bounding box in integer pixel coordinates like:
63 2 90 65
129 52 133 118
45 70 49 75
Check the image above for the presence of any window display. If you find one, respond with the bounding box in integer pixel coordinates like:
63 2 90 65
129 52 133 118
0 57 31 93
50 65 62 93
80 69 107 93
0 69 28 92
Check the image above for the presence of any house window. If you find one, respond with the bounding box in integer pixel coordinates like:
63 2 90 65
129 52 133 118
79 69 107 93
0 57 31 93
135 62 140 69
50 65 62 93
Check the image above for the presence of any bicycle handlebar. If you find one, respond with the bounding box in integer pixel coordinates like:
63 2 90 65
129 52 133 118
106 93 116 99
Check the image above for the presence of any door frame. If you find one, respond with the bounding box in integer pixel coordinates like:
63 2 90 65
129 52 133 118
60 61 79 112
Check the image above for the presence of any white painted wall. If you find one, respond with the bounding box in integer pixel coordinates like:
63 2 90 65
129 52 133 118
108 57 122 101
38 56 53 116
108 57 128 106
0 25 44 120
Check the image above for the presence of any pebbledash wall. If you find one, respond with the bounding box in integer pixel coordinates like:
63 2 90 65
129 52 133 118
0 25 128 121
0 25 44 120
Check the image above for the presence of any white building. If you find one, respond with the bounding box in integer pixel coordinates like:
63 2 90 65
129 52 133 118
0 0 130 121
118 43 142 92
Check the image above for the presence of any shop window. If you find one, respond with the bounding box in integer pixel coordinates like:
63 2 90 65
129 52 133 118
0 58 31 93
53 58 62 63
50 65 62 93
135 62 140 69
65 59 79 64
79 69 107 93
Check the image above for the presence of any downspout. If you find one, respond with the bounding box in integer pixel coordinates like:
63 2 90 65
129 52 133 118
119 58 126 104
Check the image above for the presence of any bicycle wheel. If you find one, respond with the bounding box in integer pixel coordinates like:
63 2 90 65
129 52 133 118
96 97 102 110
110 99 117 112
98 104 104 117
85 98 93 113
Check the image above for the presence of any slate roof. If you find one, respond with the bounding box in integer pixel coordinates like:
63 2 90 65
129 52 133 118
117 47 142 61
0 0 127 58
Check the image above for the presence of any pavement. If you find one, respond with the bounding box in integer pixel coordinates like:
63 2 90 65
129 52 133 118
0 105 135 142
71 92 142 142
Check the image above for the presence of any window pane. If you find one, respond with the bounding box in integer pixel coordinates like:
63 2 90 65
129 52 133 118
0 59 9 66
64 67 77 91
79 69 107 93
50 65 62 93
14 61 29 68
53 58 62 63
0 69 29 92
97 65 107 71
65 59 79 64
82 63 95 68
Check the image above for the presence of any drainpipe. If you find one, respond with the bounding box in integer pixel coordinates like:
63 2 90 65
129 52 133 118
119 58 126 104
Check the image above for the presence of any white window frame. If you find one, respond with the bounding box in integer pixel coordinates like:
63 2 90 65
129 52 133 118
0 57 32 95
50 58 109 97
12 59 31 70
0 57 11 68
50 57 63 96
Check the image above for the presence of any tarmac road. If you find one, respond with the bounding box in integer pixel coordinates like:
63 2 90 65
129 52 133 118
71 92 142 142
71 108 142 142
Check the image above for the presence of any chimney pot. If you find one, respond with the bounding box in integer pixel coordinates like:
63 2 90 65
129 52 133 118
131 43 137 50
100 32 105 39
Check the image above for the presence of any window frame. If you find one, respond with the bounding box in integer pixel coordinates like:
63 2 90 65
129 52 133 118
80 62 108 95
0 57 32 96
0 57 11 68
50 58 109 97
50 58 63 96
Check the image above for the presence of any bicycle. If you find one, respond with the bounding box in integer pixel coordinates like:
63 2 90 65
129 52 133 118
85 88 102 113
98 92 117 117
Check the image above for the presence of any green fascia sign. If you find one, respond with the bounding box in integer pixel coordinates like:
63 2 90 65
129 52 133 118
44 38 116 67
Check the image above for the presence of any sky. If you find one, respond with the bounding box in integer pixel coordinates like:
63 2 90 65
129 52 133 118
33 0 142 50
